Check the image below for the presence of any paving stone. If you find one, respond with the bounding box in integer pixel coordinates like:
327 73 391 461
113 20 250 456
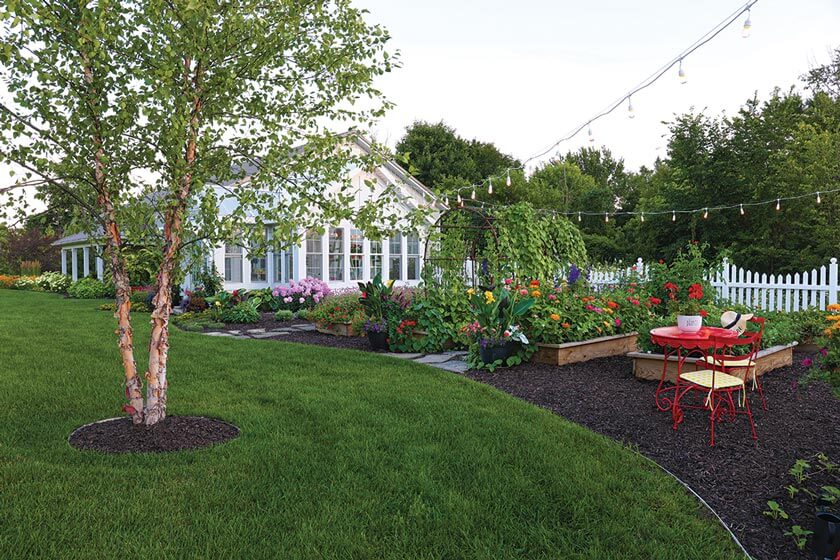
226 330 241 335
383 353 423 360
414 354 455 364
251 332 286 338
295 324 317 331
204 332 233 337
433 360 471 373
442 350 468 358
246 328 266 334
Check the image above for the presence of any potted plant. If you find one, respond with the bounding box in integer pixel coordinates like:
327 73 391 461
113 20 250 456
358 273 395 350
464 284 535 366
665 281 706 333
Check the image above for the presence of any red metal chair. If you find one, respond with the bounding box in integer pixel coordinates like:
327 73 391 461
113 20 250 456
698 316 766 409
675 333 757 446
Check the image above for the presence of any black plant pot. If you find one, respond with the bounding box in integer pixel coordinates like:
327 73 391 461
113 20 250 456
367 330 389 351
479 341 519 365
814 496 840 560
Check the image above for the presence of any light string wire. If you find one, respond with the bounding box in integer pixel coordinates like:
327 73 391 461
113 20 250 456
439 1 759 205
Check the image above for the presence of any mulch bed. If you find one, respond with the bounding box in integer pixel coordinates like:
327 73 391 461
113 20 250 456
280 328 372 351
69 416 240 453
461 356 840 560
205 312 301 332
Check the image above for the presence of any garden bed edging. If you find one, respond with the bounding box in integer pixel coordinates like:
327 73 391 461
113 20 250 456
315 322 355 337
532 332 639 366
629 342 798 383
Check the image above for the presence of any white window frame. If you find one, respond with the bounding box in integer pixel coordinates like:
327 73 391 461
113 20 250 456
350 229 364 281
224 243 243 283
370 239 383 280
407 233 421 281
389 234 403 281
305 230 323 280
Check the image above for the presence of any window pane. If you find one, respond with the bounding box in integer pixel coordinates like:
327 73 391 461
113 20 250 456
389 256 401 280
389 233 402 255
370 255 382 278
286 251 294 283
408 256 420 280
225 256 242 282
407 234 420 255
328 228 344 281
306 254 322 279
328 227 343 254
250 257 267 282
370 239 382 254
306 230 322 253
274 252 284 283
350 229 364 280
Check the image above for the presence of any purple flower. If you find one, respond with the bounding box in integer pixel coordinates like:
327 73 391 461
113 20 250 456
364 318 387 333
820 347 828 357
802 357 813 367
567 264 581 285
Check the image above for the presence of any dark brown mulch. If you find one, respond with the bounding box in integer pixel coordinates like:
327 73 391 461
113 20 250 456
204 312 302 332
461 356 840 560
280 328 372 351
69 416 240 454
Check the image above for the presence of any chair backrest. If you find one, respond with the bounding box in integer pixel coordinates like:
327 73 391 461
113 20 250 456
748 316 766 347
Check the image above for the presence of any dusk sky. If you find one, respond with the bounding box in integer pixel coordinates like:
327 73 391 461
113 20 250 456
358 0 839 170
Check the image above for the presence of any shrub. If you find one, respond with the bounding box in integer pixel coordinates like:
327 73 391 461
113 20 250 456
130 289 151 305
0 275 20 289
274 309 294 322
295 308 310 321
68 277 108 299
12 276 37 290
219 300 261 324
273 277 331 312
186 296 208 312
99 303 116 311
179 323 206 332
310 293 366 335
35 272 71 293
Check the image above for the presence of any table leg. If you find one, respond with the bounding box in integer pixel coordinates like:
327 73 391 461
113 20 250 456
655 345 677 411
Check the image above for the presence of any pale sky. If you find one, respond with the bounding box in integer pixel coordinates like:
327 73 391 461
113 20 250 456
358 0 840 170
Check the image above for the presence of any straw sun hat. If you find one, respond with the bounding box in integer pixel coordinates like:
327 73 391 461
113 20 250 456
720 310 753 334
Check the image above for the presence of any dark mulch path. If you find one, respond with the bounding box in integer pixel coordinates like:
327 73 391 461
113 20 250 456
204 312 303 332
69 416 240 453
461 356 840 560
280 328 372 351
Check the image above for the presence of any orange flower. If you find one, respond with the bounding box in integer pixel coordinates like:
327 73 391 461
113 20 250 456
530 279 540 287
561 322 571 329
550 313 560 321
827 303 840 312
532 290 542 298
607 301 619 309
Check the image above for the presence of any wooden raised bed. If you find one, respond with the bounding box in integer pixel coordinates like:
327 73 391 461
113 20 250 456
532 332 639 366
315 322 355 337
629 342 797 384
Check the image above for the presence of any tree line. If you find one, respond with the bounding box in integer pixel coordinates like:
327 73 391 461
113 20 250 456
396 48 840 275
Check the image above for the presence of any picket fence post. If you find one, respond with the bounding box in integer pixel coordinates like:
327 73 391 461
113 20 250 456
830 257 839 306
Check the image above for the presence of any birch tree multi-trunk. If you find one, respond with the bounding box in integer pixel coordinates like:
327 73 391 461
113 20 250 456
2 0 409 426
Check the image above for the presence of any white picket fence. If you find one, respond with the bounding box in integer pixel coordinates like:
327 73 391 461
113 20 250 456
589 257 839 312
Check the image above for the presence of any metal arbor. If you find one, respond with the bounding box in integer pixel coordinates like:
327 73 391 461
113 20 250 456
423 205 500 287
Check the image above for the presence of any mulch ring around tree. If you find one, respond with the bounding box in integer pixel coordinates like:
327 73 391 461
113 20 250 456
460 355 840 560
68 416 240 453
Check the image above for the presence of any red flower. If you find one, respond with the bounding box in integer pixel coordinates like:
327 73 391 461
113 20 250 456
688 283 704 300
700 309 708 317
648 297 662 305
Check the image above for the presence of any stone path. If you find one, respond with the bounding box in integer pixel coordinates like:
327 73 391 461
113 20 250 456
199 325 470 372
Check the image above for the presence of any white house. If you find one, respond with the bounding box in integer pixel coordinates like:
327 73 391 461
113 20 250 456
52 135 444 292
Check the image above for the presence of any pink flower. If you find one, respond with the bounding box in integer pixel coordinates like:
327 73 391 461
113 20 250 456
504 278 513 285
802 357 813 367
519 289 528 296
586 304 594 311
614 318 622 327
548 294 557 301
283 297 292 303
820 347 829 357
299 297 305 304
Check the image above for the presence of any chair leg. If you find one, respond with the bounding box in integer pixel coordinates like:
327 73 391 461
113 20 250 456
709 392 716 447
743 389 757 440
754 369 767 410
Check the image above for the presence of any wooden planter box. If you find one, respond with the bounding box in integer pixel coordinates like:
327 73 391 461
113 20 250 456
629 342 797 384
316 322 355 337
532 332 639 366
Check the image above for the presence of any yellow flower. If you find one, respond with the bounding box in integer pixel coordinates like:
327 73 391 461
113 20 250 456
603 321 611 328
827 303 840 312
604 308 613 314
826 315 840 322
531 290 541 298
484 291 495 304
550 313 560 321
466 288 475 296
387 279 395 288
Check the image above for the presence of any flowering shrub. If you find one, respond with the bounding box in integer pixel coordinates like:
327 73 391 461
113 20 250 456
310 292 366 335
645 242 717 316
0 275 21 288
804 303 840 393
35 272 71 293
13 276 37 290
272 277 330 312
68 277 108 299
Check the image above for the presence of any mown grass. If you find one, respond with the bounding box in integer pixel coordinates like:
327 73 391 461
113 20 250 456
0 290 743 559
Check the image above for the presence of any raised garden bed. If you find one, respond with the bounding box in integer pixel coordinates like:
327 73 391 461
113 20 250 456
532 332 638 366
315 322 355 337
629 342 797 383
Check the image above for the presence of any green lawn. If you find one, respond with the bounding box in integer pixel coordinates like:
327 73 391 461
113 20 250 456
0 290 742 559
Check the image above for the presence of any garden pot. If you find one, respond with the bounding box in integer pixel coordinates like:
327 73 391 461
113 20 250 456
479 341 518 365
367 330 389 351
676 314 702 333
814 496 840 560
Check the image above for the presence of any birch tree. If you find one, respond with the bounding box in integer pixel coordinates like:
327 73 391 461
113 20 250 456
1 0 408 426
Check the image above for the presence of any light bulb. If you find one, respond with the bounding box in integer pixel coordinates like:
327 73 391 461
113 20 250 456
506 170 511 187
703 208 709 219
577 212 582 222
672 211 676 222
640 213 645 223
742 10 752 38
627 97 635 119
456 193 462 205
488 179 493 195
817 192 822 204
678 59 687 84
776 199 780 211
740 204 745 215
588 125 594 143
605 212 609 223
471 188 476 200
444 196 449 206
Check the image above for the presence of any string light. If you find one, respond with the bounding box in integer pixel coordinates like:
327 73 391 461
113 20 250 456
740 203 745 215
506 170 511 187
470 187 476 200
578 211 582 222
487 179 493 195
817 191 822 204
776 198 780 211
672 211 676 222
444 196 449 206
588 125 594 143
742 9 752 38
640 213 645 222
678 59 687 84
456 193 462 206
605 212 610 223
627 97 635 119
703 207 709 219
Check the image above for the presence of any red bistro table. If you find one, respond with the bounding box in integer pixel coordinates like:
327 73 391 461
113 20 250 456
650 326 740 415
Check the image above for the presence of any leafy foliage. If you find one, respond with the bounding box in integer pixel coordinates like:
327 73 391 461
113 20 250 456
68 277 108 299
35 272 71 293
311 293 366 335
274 310 294 322
219 301 261 325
